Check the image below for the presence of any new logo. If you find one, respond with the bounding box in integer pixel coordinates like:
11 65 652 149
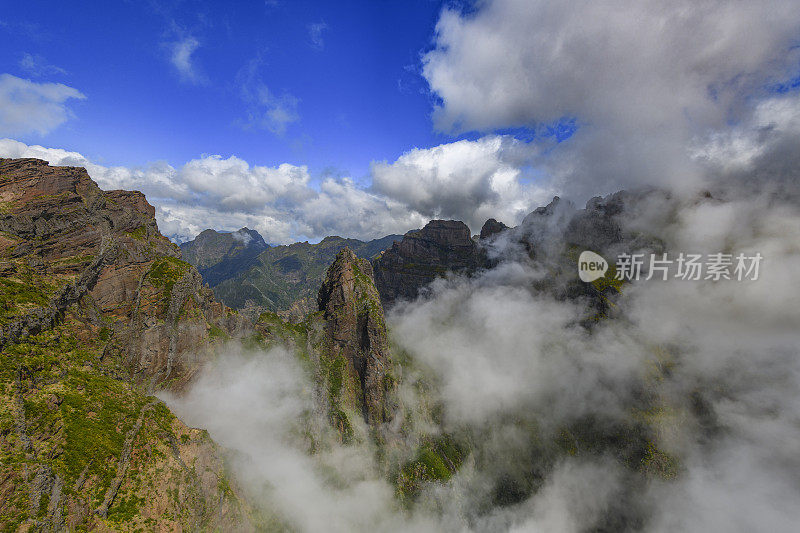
578 250 608 282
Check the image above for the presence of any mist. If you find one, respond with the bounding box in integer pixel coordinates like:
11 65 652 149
159 163 800 531
159 345 447 532
383 145 800 530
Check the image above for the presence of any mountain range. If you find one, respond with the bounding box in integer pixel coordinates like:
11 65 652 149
1 157 693 530
180 231 403 320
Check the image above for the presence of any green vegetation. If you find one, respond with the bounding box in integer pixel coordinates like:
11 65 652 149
208 324 230 340
125 226 148 241
641 442 680 479
591 261 624 293
212 234 400 314
0 276 51 323
0 261 62 324
59 367 144 493
147 256 190 293
0 320 139 523
396 434 466 503
146 256 191 314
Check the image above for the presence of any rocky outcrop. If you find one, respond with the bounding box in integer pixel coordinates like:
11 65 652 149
0 158 249 388
318 248 394 428
372 220 485 307
479 218 508 240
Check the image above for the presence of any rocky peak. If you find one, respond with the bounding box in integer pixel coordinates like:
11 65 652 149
412 219 474 248
0 158 248 386
479 218 508 240
180 227 268 270
180 227 269 289
372 219 485 307
318 248 393 428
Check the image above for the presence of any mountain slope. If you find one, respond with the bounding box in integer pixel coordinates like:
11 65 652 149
179 227 268 287
0 158 256 530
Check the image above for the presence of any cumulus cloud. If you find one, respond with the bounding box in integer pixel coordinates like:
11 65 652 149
372 41 800 525
422 0 800 197
371 136 555 233
167 36 205 84
0 74 85 136
0 138 426 244
1 131 557 241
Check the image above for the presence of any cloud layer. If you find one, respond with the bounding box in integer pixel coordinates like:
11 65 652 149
0 135 562 243
422 0 800 197
0 139 431 243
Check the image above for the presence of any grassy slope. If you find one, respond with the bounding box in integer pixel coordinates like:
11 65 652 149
0 284 252 531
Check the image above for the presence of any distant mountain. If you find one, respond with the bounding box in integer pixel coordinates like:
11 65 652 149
179 227 269 287
208 234 402 319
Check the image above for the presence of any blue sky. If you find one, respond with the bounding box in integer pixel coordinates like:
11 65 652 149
2 0 798 244
1 0 460 181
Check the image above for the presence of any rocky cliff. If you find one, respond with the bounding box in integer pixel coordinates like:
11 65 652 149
317 248 394 429
0 158 256 530
372 220 486 308
252 247 396 443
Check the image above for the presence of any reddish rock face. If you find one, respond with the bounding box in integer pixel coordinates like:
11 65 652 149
0 158 248 389
318 248 394 427
372 219 486 307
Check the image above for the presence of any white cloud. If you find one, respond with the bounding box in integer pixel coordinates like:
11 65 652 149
18 53 67 77
248 86 299 135
307 21 328 50
160 346 441 532
237 57 300 135
692 92 800 173
168 36 205 84
300 177 427 238
0 74 85 136
422 0 800 197
0 139 425 244
371 136 555 232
